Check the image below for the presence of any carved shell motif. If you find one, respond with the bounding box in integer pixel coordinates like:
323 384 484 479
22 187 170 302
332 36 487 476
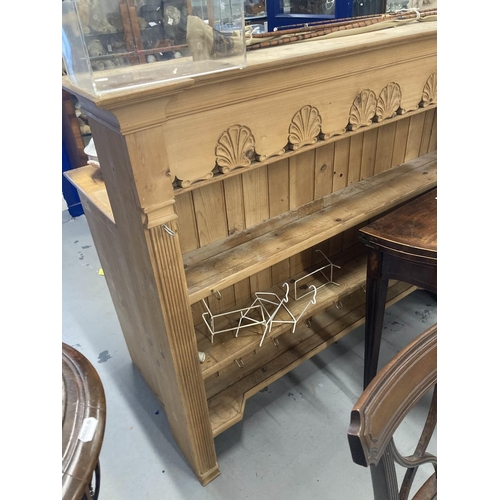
349 90 377 131
288 105 322 151
421 73 437 107
215 125 256 174
376 83 402 123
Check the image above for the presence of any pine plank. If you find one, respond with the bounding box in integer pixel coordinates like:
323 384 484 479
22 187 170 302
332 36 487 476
234 278 251 304
419 109 435 156
342 134 365 252
360 128 378 180
333 136 350 191
64 166 114 224
192 182 228 246
404 112 426 162
242 161 273 294
242 167 270 228
347 134 363 186
223 176 246 236
268 159 290 217
175 191 200 254
429 110 437 151
207 286 237 317
249 270 273 296
374 122 396 175
289 150 315 275
269 159 291 287
314 143 335 199
391 117 411 167
191 302 205 329
208 280 416 436
329 233 344 259
313 142 337 264
185 152 437 304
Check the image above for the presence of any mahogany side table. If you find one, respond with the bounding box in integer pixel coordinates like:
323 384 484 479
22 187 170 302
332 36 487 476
359 188 437 389
62 343 106 500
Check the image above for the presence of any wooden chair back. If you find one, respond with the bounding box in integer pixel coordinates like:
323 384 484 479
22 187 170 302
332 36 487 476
348 324 437 500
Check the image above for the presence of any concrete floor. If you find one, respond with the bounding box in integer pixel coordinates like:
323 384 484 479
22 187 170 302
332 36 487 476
62 210 437 500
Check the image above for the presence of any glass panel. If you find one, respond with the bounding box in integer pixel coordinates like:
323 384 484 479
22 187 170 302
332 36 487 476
244 0 266 17
62 1 94 93
386 0 409 12
62 0 246 95
280 0 335 15
353 0 385 16
244 0 267 34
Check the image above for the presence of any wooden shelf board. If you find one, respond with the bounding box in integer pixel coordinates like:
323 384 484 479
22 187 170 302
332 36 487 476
198 244 369 379
184 151 436 304
203 274 369 400
207 280 416 437
64 165 115 225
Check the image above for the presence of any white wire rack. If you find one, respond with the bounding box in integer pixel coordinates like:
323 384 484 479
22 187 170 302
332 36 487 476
239 283 318 347
201 251 339 346
201 299 268 344
292 249 341 300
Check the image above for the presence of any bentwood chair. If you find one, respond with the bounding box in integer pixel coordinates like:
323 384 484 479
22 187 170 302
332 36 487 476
348 324 437 500
62 343 106 500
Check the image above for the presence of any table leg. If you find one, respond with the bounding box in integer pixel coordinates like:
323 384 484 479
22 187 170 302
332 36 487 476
363 249 389 389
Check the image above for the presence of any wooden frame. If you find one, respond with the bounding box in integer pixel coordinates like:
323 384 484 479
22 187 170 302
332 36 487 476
64 20 437 485
348 324 437 499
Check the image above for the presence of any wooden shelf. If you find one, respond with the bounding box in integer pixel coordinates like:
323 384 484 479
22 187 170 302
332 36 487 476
184 151 437 304
64 165 115 225
207 280 416 437
197 244 369 380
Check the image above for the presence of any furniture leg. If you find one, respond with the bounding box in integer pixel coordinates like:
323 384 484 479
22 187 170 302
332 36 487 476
364 249 389 388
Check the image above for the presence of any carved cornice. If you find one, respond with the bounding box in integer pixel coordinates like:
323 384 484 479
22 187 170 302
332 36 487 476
63 77 194 135
420 73 437 107
172 74 436 191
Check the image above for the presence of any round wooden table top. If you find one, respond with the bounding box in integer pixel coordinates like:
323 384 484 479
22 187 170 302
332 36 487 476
62 343 106 500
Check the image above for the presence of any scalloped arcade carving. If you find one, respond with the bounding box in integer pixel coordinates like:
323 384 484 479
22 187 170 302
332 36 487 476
173 78 435 191
421 73 437 107
175 171 214 188
349 90 377 131
215 125 256 174
255 147 286 162
288 105 322 151
375 83 402 123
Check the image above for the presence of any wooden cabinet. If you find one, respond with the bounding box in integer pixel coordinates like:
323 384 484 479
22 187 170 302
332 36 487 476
64 20 437 486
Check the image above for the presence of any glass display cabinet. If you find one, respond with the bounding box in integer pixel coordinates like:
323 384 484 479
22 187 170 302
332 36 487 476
62 0 246 95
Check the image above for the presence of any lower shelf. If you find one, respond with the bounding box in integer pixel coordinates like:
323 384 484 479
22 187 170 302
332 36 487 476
197 244 368 379
207 280 416 437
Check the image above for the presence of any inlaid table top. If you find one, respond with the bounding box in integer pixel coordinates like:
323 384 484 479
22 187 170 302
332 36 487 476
359 188 437 262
